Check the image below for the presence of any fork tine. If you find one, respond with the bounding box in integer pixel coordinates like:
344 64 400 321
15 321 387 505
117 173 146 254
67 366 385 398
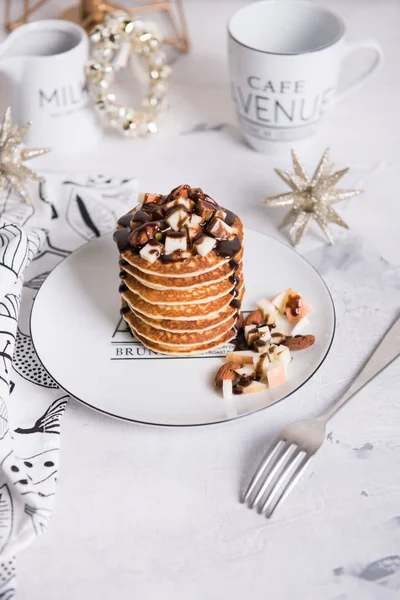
259 449 305 515
243 439 286 504
250 443 298 511
265 455 313 519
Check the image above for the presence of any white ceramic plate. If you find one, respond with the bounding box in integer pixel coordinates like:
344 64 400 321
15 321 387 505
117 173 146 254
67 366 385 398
31 230 335 426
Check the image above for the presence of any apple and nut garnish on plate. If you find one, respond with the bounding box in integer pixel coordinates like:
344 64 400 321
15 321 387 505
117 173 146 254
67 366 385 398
214 288 315 399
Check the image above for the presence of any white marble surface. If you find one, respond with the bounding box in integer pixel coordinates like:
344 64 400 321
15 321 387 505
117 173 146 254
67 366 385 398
1 1 400 598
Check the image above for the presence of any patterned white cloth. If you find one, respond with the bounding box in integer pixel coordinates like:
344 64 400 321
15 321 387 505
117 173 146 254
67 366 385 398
0 174 138 597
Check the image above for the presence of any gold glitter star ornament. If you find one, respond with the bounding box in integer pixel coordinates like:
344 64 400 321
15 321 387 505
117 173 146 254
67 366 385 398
0 107 51 203
263 149 363 246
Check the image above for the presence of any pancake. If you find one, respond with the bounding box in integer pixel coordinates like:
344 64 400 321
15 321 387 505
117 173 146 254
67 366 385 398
121 256 243 290
123 308 236 346
121 282 244 321
128 305 237 332
124 273 236 305
118 214 244 277
126 325 236 355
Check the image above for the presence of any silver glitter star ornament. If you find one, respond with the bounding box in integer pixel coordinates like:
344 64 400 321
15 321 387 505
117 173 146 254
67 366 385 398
0 107 51 204
263 149 363 246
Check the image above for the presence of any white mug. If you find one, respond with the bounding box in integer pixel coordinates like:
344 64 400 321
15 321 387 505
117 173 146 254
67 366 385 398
228 1 383 153
0 20 100 153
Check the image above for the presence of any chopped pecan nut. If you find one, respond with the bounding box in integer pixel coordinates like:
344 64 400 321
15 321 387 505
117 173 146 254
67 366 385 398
215 362 242 388
283 334 315 350
244 310 263 327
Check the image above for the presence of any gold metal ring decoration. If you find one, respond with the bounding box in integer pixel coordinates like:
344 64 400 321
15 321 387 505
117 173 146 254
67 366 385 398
85 10 171 137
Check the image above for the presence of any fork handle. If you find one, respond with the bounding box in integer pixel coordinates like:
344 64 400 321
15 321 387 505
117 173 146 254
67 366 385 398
321 315 400 423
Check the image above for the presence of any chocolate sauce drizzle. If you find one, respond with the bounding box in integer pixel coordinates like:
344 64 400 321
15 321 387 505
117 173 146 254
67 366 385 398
117 214 133 228
215 236 241 258
286 294 302 317
113 229 131 253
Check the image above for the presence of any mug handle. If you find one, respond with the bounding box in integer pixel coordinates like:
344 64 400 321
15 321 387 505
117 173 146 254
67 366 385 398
336 39 384 102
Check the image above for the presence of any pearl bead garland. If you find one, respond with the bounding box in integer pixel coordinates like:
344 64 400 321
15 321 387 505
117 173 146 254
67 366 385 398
85 10 171 137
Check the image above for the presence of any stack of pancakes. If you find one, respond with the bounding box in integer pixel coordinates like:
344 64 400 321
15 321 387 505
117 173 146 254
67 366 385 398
114 185 244 355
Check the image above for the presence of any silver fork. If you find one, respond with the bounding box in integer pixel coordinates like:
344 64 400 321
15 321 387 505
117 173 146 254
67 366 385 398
243 315 400 518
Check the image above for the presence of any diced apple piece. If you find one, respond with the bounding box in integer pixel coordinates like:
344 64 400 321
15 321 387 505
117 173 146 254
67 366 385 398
266 343 280 361
207 217 234 240
266 359 287 388
247 330 259 346
271 289 288 314
256 352 270 376
196 198 215 221
244 325 259 345
270 328 286 345
254 342 269 354
222 379 233 400
139 241 163 264
186 214 204 241
164 197 195 212
165 207 190 232
164 232 187 254
276 345 291 366
188 214 203 227
193 235 216 257
291 316 311 336
175 197 194 211
257 325 271 343
257 298 278 325
235 365 255 377
186 223 202 242
226 350 258 366
285 289 312 323
241 380 267 394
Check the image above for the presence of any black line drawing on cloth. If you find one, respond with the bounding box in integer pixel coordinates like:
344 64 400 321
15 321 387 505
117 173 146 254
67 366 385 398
66 187 116 241
1 447 59 498
0 559 15 600
0 485 13 555
76 194 101 237
24 504 51 536
0 586 15 600
0 295 20 321
0 341 11 375
0 331 14 398
0 224 28 279
13 328 58 388
38 181 58 220
34 233 71 261
26 229 46 266
15 396 67 435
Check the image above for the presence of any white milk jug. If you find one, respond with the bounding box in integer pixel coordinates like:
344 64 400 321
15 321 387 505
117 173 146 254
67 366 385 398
0 19 100 152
